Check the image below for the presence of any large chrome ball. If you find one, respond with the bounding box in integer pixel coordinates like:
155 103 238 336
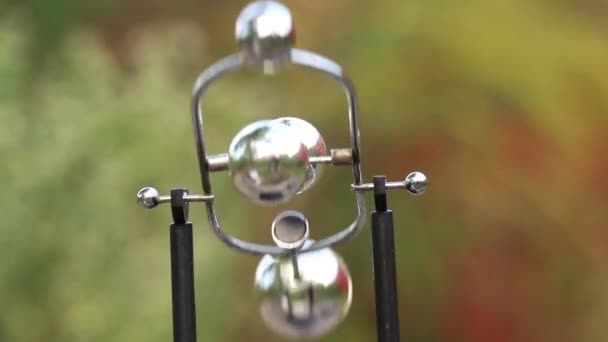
235 1 295 67
229 120 309 205
275 117 327 193
254 242 352 339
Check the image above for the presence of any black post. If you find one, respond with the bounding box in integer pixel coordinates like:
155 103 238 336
371 176 400 342
169 189 197 342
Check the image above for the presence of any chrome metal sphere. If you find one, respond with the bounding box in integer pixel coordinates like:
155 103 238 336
229 120 309 205
254 241 352 339
275 117 327 193
235 1 294 67
137 187 159 209
404 171 428 196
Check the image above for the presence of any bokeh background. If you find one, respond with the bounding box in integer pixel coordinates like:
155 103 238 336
1 0 607 341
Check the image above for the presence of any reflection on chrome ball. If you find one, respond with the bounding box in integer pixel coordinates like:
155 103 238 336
254 241 352 338
275 117 327 194
228 120 309 205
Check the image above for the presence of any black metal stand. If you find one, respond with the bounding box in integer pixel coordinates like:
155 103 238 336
371 176 401 342
169 189 198 342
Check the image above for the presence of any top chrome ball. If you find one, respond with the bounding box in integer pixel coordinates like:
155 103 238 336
229 120 309 205
235 1 295 68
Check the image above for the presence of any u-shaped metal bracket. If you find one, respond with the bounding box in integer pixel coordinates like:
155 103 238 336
191 48 366 256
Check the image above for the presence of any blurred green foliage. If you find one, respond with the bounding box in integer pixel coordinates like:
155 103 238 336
1 0 607 341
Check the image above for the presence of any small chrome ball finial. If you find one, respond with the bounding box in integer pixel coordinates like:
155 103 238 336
275 117 327 193
254 241 352 339
137 187 160 209
235 1 294 70
228 120 309 205
404 172 428 196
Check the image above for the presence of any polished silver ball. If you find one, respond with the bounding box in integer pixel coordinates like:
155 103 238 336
235 1 295 67
254 242 352 339
137 187 159 209
275 117 327 193
229 120 309 205
404 171 428 196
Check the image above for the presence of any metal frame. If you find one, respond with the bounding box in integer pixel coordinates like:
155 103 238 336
136 3 429 340
190 48 366 256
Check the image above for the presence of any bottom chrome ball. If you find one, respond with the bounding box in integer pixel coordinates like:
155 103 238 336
254 242 352 339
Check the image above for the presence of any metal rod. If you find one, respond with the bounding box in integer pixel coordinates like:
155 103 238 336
205 147 353 173
169 189 197 342
308 155 333 164
352 172 428 195
158 194 214 204
352 181 405 192
371 176 400 342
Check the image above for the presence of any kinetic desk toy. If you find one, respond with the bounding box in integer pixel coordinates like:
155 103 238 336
137 1 428 341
